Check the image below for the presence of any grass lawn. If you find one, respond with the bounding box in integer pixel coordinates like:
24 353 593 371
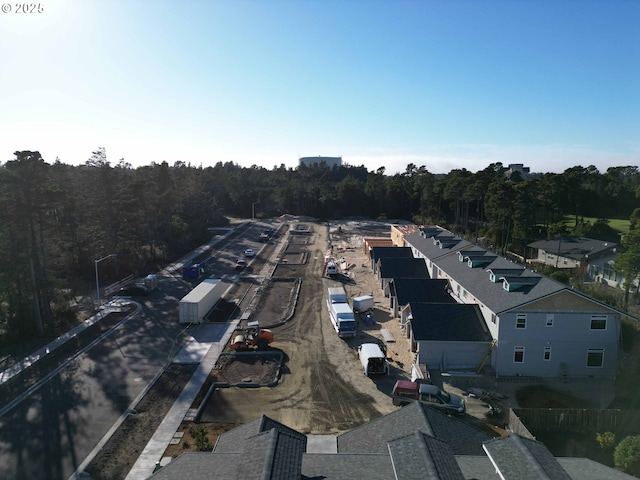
562 216 630 235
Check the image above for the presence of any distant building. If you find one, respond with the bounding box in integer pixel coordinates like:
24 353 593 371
505 163 530 179
298 156 342 168
527 236 618 271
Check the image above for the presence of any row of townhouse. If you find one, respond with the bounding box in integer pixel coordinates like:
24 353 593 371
378 225 627 378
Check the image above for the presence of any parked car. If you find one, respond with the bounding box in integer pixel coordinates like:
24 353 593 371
116 284 151 297
391 380 465 414
235 259 247 270
244 248 255 258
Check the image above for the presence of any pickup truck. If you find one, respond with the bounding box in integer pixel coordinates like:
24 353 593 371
391 380 465 414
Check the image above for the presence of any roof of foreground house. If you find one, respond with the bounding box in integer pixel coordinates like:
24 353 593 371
337 401 491 456
148 402 630 480
483 434 573 480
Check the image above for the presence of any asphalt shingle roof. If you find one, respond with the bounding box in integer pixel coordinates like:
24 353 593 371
302 453 394 479
390 278 455 306
378 257 430 280
149 452 240 479
337 401 491 456
483 434 572 480
214 414 306 453
370 246 414 264
404 228 473 261
432 248 566 314
408 303 493 342
388 431 465 480
234 428 305 480
527 237 617 261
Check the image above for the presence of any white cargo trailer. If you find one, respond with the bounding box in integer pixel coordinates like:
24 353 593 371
327 286 347 305
179 278 225 324
352 295 374 313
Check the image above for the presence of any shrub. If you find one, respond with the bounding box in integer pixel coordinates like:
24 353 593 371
614 435 640 475
596 431 616 450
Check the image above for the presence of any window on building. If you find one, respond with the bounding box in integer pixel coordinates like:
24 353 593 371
514 346 524 363
516 314 527 329
603 262 618 281
544 347 551 361
491 313 497 324
587 348 604 368
546 314 554 327
590 315 607 330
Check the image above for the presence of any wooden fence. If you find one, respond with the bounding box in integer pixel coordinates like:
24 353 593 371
512 408 640 433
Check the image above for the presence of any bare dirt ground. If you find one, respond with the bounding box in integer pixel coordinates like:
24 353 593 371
198 222 394 434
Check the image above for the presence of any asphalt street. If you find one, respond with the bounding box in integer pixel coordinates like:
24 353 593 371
0 221 272 480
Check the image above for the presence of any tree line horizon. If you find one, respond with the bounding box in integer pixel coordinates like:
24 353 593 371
1 149 639 344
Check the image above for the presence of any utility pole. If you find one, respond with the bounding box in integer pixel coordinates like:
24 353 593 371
95 253 117 310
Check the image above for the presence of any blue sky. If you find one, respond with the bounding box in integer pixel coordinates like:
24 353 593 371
1 0 638 175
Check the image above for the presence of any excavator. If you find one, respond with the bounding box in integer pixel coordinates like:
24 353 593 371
230 322 274 350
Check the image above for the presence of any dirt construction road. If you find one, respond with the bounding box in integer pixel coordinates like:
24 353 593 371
200 223 400 434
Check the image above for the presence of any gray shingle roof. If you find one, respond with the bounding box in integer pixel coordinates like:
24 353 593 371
337 401 491 455
408 303 493 342
214 414 306 453
378 257 429 280
302 453 394 479
370 246 414 264
388 431 465 479
149 411 629 480
404 229 473 261
432 250 566 314
149 452 240 479
483 434 572 480
527 237 617 261
557 457 640 480
390 278 455 306
235 428 306 480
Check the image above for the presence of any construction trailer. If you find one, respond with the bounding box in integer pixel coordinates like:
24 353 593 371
179 278 226 324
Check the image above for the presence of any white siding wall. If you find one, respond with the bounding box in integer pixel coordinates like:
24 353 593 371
416 341 491 370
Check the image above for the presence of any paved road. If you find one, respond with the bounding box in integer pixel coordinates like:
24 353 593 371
0 221 275 480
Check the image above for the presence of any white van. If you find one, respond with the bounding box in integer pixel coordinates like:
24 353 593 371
325 258 338 276
358 343 389 376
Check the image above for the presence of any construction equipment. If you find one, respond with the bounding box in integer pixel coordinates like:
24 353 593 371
475 339 497 373
230 321 274 350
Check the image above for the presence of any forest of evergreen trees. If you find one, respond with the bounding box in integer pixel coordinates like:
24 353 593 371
1 149 639 344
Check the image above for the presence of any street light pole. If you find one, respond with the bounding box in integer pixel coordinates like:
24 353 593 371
252 201 260 220
95 253 117 310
